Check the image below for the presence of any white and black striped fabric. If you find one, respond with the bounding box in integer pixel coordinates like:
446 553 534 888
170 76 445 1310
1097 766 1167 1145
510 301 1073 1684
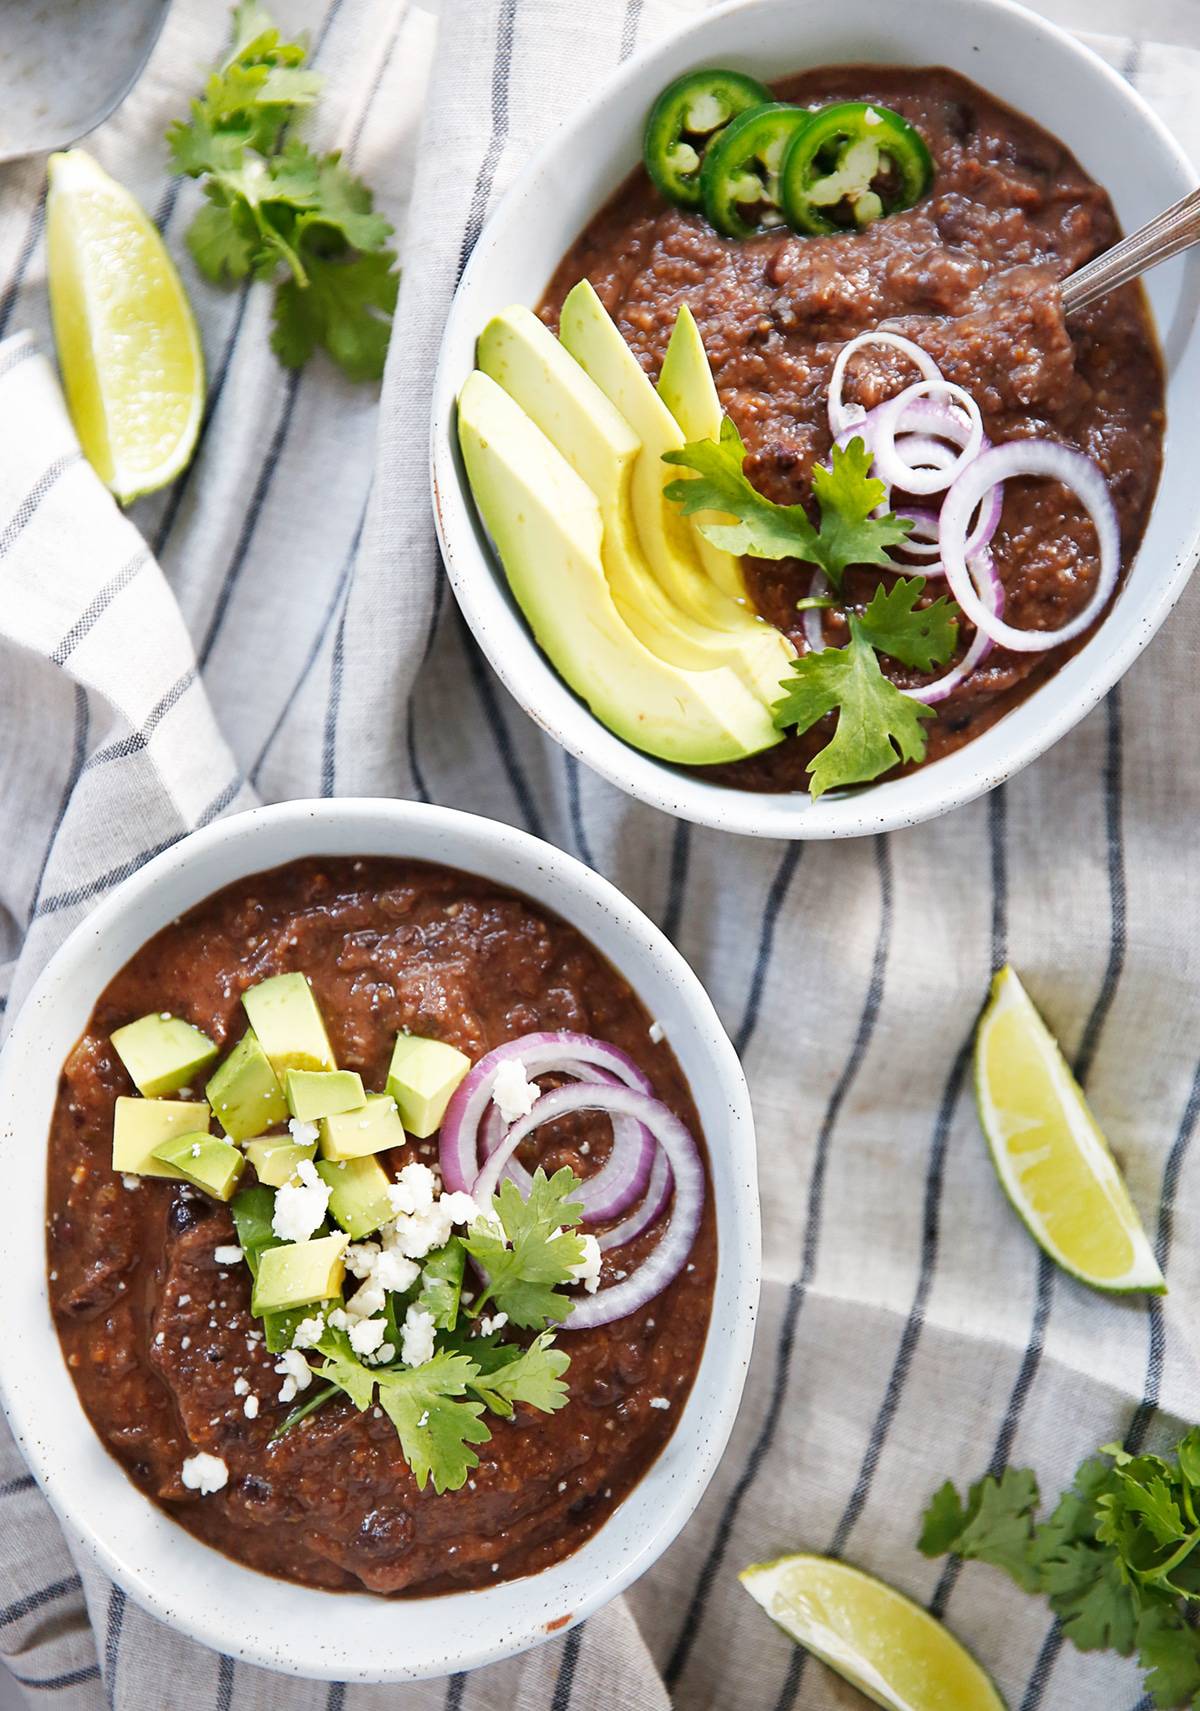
2 1 1200 1706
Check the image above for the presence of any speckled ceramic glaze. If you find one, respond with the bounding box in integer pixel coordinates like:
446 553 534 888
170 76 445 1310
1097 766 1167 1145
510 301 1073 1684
431 0 1200 839
0 800 759 1681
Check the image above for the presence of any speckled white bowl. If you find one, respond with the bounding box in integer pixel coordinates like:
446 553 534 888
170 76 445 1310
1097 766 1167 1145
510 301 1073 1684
0 799 759 1682
431 0 1200 839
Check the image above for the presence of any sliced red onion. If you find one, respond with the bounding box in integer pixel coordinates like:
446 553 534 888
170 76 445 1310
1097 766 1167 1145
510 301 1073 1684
827 332 943 439
479 1060 655 1224
939 441 1119 653
597 1148 673 1253
440 1031 652 1195
871 380 984 497
892 508 943 562
905 549 1004 706
469 1082 704 1331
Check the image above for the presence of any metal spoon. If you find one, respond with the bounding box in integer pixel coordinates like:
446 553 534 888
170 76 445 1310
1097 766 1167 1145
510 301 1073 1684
0 0 171 165
1060 187 1200 315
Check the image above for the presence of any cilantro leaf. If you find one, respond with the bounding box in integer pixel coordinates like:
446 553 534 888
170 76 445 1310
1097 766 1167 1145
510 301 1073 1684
1138 1609 1200 1708
268 143 395 253
467 1331 570 1418
857 576 958 672
1050 1549 1139 1655
311 1328 377 1412
270 247 398 382
375 1352 491 1494
916 1469 1041 1592
918 1479 975 1558
772 620 934 797
663 420 910 589
462 1167 586 1330
414 1239 465 1332
186 195 258 283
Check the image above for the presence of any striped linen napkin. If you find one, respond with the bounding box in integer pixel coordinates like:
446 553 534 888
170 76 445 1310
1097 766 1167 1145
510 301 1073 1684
2 1 1200 1707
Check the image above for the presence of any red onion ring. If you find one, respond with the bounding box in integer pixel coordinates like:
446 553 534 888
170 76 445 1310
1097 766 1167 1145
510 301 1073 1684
938 441 1119 652
597 1148 673 1253
904 549 1004 706
440 1031 652 1195
827 332 943 438
469 1082 704 1331
871 380 984 496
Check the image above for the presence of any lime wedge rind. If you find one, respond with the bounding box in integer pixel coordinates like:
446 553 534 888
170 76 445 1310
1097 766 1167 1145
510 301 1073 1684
739 1554 1007 1711
974 966 1164 1297
46 149 204 504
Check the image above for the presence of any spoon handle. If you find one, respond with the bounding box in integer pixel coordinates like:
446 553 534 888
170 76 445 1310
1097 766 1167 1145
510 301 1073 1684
1060 187 1200 315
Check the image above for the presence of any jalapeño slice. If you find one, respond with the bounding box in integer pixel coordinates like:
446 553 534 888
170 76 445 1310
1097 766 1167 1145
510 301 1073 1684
780 101 933 235
643 68 772 210
700 103 812 240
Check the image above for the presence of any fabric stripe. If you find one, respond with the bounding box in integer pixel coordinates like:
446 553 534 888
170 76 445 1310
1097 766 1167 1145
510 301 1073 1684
444 1675 466 1710
325 1685 345 1711
84 667 197 768
51 548 152 665
27 684 89 920
550 1625 584 1710
661 820 690 943
0 1475 35 1499
665 837 893 1687
0 188 46 340
455 0 520 281
103 1583 125 1697
0 337 36 384
618 0 644 60
0 1575 81 1630
11 1664 102 1690
321 597 349 799
457 614 546 836
733 846 802 1057
564 757 595 866
216 1653 235 1710
34 832 182 920
0 453 84 560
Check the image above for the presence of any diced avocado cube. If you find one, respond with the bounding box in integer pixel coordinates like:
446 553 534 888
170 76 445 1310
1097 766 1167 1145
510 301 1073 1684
110 1013 219 1098
385 1034 471 1138
316 1155 394 1239
152 1133 246 1202
245 1135 317 1188
112 1096 211 1178
252 1233 347 1313
242 973 335 1077
285 1068 366 1123
319 1092 406 1162
205 1028 288 1141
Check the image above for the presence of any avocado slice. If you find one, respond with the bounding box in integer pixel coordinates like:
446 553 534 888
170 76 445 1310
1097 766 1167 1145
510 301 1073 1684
152 1132 246 1202
385 1034 470 1139
457 371 779 765
242 973 336 1078
206 1027 289 1142
112 1095 211 1178
245 1134 317 1188
285 1068 366 1123
477 305 772 685
110 1012 219 1098
557 281 792 701
317 1155 394 1240
252 1232 348 1314
319 1092 407 1162
656 303 748 602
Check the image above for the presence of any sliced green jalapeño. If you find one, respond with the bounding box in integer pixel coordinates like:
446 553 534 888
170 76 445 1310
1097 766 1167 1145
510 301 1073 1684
643 68 772 211
780 101 933 235
700 103 812 240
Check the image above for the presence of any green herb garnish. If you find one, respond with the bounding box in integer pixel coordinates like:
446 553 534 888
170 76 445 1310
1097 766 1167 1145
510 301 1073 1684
462 1166 587 1329
919 1435 1200 1707
167 1 399 381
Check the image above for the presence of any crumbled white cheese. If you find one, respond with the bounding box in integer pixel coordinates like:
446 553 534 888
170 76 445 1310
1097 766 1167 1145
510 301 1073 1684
344 1241 382 1280
386 1162 437 1218
189 1142 202 1158
492 1058 538 1126
181 1336 191 1350
648 1020 665 1045
386 1200 455 1260
649 1396 670 1411
401 1305 437 1369
440 1190 484 1228
181 1452 228 1495
864 105 882 126
368 1341 395 1366
243 1395 260 1420
233 1376 250 1397
375 1248 420 1293
288 1116 320 1147
479 1312 508 1337
570 1234 602 1294
177 1294 191 1307
271 1159 331 1242
348 1317 388 1358
213 1244 244 1266
291 1314 326 1350
347 1275 388 1320
275 1347 314 1404
122 1175 141 1192
417 1409 430 1427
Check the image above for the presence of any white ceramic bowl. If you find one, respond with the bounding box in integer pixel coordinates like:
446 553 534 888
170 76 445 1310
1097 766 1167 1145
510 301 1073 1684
0 800 759 1682
432 0 1200 840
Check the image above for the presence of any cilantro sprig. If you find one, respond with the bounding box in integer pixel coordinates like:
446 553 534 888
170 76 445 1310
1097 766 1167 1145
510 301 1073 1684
663 420 964 797
462 1166 587 1329
919 1435 1200 1706
167 2 399 381
663 421 911 591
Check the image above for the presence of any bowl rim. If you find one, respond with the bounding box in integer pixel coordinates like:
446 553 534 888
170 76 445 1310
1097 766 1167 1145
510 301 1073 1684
430 0 1200 840
0 798 760 1681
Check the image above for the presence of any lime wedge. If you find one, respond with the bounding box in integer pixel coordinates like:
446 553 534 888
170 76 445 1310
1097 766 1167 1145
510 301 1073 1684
975 965 1163 1294
740 1554 1005 1711
46 149 203 502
